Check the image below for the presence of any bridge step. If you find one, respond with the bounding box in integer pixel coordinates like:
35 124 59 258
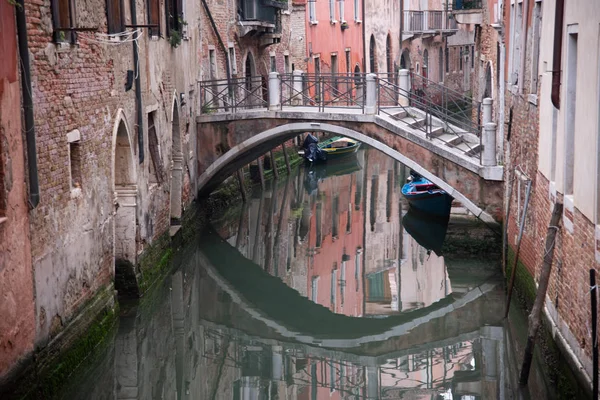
454 141 480 155
403 117 426 129
437 133 463 146
391 110 408 120
428 126 445 138
464 143 483 156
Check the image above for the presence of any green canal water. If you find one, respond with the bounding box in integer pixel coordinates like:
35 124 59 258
12 147 588 399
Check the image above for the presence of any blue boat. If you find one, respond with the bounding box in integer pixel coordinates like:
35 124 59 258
401 171 453 217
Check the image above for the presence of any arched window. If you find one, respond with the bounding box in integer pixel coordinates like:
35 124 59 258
369 35 377 73
386 34 393 75
423 49 428 78
400 48 410 70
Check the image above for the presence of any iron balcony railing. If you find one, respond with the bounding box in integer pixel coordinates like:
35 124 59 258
403 10 457 33
451 0 483 11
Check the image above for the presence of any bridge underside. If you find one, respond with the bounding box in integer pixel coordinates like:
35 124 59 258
197 109 504 223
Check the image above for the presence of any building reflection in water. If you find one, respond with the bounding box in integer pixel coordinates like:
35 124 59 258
223 147 453 320
64 147 505 400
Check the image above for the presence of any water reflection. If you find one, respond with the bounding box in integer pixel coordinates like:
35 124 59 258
218 148 459 318
62 147 511 400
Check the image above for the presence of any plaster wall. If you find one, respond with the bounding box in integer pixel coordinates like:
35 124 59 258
365 0 401 74
0 2 35 378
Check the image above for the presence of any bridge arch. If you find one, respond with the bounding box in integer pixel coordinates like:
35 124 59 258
198 122 494 221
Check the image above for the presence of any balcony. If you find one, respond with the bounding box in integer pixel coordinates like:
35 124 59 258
237 0 286 37
451 0 483 25
403 10 458 38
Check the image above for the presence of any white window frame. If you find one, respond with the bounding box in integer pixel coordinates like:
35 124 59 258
530 0 542 95
330 0 337 23
354 0 360 22
339 0 345 22
309 0 317 24
228 44 237 75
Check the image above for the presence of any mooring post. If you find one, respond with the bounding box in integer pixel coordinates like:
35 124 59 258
503 173 515 276
398 69 410 107
257 157 265 189
482 122 497 166
268 72 280 110
281 143 291 173
365 73 377 115
519 202 563 385
482 97 493 125
236 168 246 203
591 268 598 399
269 150 279 180
505 178 532 318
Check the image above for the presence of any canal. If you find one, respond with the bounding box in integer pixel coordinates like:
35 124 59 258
35 147 580 399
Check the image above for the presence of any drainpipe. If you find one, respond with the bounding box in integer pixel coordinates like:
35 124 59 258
16 0 40 208
201 0 231 84
551 0 564 109
130 0 144 163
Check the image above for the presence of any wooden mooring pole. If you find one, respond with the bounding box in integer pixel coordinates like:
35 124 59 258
519 202 562 385
503 173 515 276
269 150 279 180
505 179 532 318
257 158 265 189
236 169 246 203
591 269 598 399
282 143 292 173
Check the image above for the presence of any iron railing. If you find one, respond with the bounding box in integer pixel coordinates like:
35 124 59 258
279 73 366 112
403 10 457 33
199 76 267 113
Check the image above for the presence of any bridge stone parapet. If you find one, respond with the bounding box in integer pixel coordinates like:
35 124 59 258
196 108 504 224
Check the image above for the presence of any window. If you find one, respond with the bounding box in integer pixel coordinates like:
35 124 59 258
147 0 160 36
314 55 321 75
345 49 351 73
228 46 237 75
309 0 317 23
284 55 290 73
530 1 542 94
106 0 125 34
332 194 339 237
471 45 475 69
369 35 377 73
51 0 75 43
339 0 345 22
459 47 463 70
331 54 338 91
354 0 360 21
67 130 82 190
329 0 335 22
270 55 276 72
148 112 164 183
165 0 183 35
209 49 217 79
564 29 578 197
509 2 523 85
311 276 319 302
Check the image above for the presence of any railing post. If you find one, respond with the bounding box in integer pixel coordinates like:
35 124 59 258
398 69 410 106
268 72 280 110
365 73 377 115
292 70 304 106
482 97 493 125
482 122 497 166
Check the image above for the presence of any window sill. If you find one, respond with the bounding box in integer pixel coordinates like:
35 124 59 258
330 19 338 24
354 19 362 24
55 42 75 53
150 35 160 41
310 20 319 25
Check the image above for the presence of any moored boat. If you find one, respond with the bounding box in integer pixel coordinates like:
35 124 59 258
300 134 361 162
401 171 453 217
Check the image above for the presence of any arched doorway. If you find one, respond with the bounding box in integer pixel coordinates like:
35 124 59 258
170 101 183 225
245 52 257 107
386 34 393 75
400 49 411 70
369 35 377 73
113 113 137 264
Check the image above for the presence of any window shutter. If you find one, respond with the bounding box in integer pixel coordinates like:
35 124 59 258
165 0 174 34
106 0 124 34
175 0 183 31
148 0 160 36
51 0 73 42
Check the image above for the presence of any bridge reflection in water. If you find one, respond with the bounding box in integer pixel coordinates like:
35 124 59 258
64 147 519 400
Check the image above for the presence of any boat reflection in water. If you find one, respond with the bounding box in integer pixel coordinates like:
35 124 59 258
61 147 512 400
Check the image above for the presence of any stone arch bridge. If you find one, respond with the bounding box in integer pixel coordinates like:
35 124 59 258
196 72 503 223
